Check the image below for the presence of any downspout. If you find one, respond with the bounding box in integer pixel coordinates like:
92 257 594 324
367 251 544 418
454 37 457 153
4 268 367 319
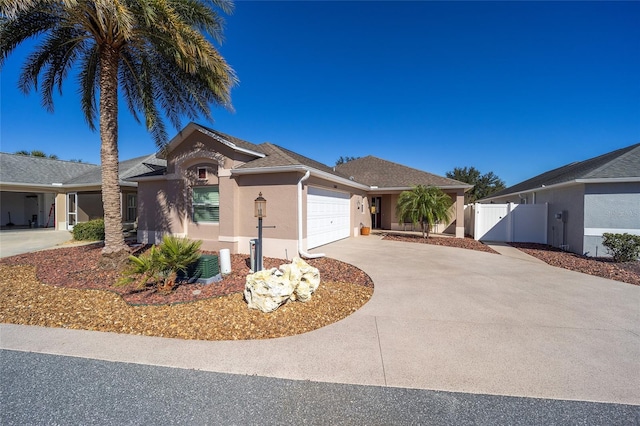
297 170 325 259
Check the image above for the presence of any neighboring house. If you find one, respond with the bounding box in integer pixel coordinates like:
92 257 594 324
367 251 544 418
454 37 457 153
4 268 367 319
0 152 165 230
480 143 640 257
132 123 471 259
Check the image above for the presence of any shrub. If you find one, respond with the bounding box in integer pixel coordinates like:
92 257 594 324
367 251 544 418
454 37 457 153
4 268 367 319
72 219 105 241
601 233 640 262
118 235 202 293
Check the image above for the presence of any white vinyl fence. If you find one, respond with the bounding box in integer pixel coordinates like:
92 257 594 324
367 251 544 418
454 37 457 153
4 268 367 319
468 203 548 244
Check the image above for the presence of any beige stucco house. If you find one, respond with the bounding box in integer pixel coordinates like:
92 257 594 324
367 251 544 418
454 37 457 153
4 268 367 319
132 123 471 258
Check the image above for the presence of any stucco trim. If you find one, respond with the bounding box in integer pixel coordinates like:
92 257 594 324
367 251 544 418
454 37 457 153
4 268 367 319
585 228 640 236
196 127 266 158
367 185 471 193
0 182 62 191
232 165 371 191
158 122 266 159
576 177 640 184
219 235 240 242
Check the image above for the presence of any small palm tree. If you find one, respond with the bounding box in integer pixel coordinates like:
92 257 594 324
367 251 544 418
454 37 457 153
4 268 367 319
119 235 202 294
1 0 236 258
396 185 453 238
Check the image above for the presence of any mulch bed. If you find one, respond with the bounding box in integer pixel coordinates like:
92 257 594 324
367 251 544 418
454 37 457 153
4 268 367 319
0 242 373 306
0 243 375 340
381 233 498 254
510 243 640 286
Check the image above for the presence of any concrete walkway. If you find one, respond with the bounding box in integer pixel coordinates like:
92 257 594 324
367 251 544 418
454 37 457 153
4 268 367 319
0 229 73 258
482 241 547 264
1 237 639 405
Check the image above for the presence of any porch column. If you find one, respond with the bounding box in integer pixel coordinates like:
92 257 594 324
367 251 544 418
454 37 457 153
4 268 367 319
455 190 464 238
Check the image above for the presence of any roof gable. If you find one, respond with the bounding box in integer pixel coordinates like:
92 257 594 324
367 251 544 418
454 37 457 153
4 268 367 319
335 156 469 189
487 143 640 199
161 122 266 159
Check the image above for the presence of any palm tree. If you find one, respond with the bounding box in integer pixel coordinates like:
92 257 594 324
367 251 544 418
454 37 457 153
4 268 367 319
1 0 237 257
15 149 59 159
396 185 453 238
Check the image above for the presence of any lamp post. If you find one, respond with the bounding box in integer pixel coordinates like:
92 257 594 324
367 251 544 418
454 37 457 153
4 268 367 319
254 192 266 271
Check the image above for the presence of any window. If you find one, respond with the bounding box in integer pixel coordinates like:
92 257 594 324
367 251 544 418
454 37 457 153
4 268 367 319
197 167 207 179
126 194 137 221
193 186 219 222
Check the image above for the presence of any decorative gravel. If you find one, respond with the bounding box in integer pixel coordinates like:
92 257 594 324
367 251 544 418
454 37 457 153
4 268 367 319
510 243 640 286
0 244 373 340
382 233 499 254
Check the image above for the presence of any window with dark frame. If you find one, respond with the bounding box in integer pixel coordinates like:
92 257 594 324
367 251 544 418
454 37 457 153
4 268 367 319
197 167 207 179
126 194 137 222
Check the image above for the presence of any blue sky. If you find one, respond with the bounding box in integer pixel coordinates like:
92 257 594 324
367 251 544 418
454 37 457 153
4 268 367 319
1 1 638 186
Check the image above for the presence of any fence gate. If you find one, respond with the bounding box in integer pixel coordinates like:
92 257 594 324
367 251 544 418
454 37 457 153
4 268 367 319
473 203 547 244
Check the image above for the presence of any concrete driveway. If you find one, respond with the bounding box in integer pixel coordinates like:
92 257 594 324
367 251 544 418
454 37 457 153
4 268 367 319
0 228 73 258
1 236 639 405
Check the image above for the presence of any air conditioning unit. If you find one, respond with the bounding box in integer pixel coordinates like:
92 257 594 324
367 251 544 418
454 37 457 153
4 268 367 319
185 254 220 284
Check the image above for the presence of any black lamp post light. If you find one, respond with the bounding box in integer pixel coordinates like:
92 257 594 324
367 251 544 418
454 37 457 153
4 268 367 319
254 192 266 271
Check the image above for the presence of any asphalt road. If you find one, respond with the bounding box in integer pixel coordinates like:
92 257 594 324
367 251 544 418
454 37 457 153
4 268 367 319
1 350 638 425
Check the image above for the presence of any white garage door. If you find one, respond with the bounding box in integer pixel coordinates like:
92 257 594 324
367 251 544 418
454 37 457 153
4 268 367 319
306 187 351 249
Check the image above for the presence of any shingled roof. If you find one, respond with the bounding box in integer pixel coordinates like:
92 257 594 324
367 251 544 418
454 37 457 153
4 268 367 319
0 152 165 188
486 143 640 199
237 143 350 178
0 153 99 186
335 156 470 189
66 154 166 185
131 124 472 190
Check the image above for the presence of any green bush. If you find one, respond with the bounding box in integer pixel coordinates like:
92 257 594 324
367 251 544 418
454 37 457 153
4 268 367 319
601 233 640 262
72 219 105 241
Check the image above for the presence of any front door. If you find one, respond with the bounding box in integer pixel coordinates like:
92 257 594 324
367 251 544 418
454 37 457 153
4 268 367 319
67 192 77 230
371 197 382 229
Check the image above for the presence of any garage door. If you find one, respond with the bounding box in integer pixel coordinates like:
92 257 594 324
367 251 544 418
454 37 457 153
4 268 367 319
306 187 351 249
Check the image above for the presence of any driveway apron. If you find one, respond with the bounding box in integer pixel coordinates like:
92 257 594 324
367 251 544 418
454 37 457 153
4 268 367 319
0 229 73 258
1 236 639 405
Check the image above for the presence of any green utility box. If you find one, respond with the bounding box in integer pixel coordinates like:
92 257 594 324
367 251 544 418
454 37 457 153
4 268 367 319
185 255 221 284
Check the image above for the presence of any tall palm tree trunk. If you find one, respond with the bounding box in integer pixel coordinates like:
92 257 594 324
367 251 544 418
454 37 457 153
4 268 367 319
99 45 127 256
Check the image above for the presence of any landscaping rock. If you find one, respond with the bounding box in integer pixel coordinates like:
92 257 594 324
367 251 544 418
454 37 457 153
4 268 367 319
282 257 320 302
244 268 295 313
244 257 321 312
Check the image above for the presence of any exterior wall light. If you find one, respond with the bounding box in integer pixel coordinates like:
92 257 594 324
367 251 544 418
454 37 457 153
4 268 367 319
254 192 266 271
254 192 266 218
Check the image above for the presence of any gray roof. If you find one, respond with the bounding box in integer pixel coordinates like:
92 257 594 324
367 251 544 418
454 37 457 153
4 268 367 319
66 154 167 185
487 143 640 199
335 156 470 189
0 153 99 186
133 124 471 190
0 152 165 188
238 143 349 178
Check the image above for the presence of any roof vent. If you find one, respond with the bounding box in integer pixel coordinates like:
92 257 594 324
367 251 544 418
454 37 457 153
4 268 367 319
349 176 355 180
